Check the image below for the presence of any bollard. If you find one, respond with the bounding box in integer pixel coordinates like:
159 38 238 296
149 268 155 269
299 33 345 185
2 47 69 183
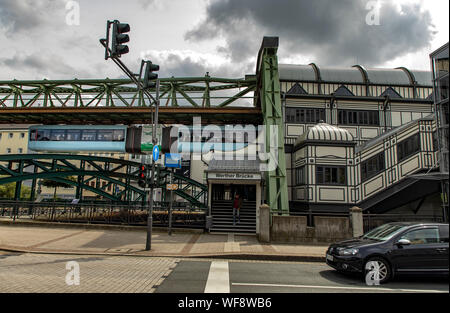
258 204 271 243
350 206 364 238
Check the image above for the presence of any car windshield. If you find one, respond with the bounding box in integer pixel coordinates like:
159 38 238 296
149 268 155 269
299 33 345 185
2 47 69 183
362 224 408 241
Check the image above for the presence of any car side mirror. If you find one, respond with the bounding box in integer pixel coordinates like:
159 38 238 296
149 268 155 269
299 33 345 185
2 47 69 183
396 239 411 246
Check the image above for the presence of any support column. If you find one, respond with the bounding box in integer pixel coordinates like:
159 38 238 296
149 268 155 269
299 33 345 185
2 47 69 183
257 36 289 216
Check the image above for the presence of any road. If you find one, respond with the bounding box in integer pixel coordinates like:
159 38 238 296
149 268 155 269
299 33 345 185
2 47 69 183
0 251 447 293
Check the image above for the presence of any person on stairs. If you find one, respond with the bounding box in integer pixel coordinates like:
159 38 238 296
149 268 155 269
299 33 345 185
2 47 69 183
233 194 242 226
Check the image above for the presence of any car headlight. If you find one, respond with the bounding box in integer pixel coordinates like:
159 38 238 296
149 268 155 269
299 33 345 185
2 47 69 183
338 248 359 256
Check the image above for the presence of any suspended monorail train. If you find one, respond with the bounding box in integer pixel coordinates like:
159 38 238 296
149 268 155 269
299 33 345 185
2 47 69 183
28 125 258 154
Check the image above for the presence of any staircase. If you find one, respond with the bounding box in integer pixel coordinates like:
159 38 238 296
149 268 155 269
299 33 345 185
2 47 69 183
210 200 256 234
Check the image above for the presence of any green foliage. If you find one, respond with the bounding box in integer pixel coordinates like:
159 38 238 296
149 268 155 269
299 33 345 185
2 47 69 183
0 183 31 199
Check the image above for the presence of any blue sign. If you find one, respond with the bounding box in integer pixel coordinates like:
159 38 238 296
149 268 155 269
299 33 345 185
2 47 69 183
165 153 182 168
152 145 160 162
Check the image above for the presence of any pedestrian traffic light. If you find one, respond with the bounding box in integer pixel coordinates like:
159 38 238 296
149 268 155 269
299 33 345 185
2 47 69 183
111 20 130 58
143 61 159 89
138 164 146 188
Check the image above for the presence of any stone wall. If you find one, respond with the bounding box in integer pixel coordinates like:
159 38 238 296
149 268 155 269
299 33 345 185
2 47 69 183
270 215 353 243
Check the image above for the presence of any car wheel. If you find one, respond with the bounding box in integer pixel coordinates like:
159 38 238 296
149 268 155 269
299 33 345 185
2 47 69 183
363 257 391 284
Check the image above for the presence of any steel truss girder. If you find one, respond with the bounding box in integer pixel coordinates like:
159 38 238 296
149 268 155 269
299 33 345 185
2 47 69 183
256 37 289 216
0 76 256 109
0 154 207 208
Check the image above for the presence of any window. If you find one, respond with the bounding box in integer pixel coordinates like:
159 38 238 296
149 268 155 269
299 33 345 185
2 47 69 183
81 130 97 141
36 130 50 141
0 133 2 140
361 152 385 182
66 130 81 141
20 133 25 138
438 225 449 243
286 108 326 124
295 167 306 185
9 133 13 138
316 166 346 185
97 130 113 141
7 148 11 153
50 129 66 141
113 130 125 142
18 148 23 154
400 228 440 245
432 131 439 152
397 133 420 162
338 110 379 126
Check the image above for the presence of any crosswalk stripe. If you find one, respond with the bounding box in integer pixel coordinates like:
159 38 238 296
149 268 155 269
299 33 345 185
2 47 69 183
204 261 230 293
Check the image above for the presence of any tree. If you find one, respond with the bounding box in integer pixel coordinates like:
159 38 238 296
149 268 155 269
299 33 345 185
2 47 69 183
0 183 31 200
40 177 76 201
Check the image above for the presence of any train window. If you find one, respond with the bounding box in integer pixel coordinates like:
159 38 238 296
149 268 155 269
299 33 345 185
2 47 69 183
81 130 97 141
50 130 66 141
66 130 81 141
29 129 37 141
36 130 50 141
113 130 125 142
97 130 113 141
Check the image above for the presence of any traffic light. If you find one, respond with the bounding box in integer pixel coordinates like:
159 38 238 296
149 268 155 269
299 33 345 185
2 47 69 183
161 126 178 154
143 61 159 89
111 20 130 58
138 164 146 188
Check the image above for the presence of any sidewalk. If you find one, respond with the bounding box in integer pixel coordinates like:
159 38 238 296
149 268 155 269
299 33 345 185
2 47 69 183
0 220 328 262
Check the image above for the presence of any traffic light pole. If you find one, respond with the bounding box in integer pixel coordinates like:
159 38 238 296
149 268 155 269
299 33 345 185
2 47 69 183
145 79 160 251
100 20 159 251
168 168 174 236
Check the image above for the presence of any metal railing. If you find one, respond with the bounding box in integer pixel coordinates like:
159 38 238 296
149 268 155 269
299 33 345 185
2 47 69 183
363 214 445 232
0 201 207 229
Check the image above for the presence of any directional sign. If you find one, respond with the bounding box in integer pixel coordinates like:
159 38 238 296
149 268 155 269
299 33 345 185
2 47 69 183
164 153 181 168
152 145 160 162
166 184 178 191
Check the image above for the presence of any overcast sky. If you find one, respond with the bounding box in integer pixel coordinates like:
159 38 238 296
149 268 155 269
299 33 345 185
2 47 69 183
0 0 448 80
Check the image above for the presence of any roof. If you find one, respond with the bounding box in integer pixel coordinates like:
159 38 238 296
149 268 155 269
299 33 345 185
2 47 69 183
207 155 261 173
278 64 432 86
295 123 354 145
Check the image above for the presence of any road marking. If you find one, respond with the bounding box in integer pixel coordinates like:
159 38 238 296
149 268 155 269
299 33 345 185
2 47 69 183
231 283 448 293
204 261 230 293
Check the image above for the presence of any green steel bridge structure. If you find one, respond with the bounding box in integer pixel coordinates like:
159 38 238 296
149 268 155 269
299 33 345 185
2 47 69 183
0 37 289 215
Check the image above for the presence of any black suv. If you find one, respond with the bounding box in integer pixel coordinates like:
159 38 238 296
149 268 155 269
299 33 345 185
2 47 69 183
326 222 449 283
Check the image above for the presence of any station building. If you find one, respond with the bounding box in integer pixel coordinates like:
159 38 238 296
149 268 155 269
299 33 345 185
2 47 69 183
195 62 447 232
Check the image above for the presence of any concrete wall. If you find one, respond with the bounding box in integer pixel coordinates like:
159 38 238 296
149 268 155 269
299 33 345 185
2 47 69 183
270 215 353 243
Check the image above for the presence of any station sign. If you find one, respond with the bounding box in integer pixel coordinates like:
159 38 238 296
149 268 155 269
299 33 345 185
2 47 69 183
208 172 261 180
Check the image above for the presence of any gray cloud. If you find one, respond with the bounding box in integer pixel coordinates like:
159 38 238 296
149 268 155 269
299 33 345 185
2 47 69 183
0 0 65 36
185 0 436 67
138 0 162 9
141 50 254 78
0 52 97 79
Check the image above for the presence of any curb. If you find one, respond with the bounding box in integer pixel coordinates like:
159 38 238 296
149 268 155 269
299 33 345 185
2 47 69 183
0 219 205 234
0 247 325 263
